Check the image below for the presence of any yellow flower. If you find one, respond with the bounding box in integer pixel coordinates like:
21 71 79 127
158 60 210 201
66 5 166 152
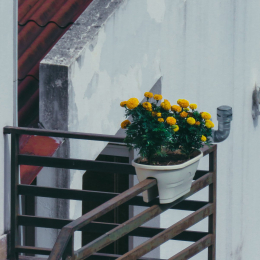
142 102 152 111
195 121 201 126
157 113 162 117
144 92 153 99
166 117 176 125
187 117 196 125
173 125 179 132
121 120 131 129
177 99 189 108
184 108 190 111
180 111 188 118
201 112 211 120
190 104 197 110
158 118 164 123
120 101 127 107
126 98 139 109
205 120 214 128
201 135 207 142
152 112 157 117
154 94 163 101
171 105 182 113
161 99 171 110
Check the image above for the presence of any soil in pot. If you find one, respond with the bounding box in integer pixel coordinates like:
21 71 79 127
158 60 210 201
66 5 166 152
135 149 201 166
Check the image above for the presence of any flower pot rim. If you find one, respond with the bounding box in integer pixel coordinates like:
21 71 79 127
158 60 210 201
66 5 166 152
132 150 203 170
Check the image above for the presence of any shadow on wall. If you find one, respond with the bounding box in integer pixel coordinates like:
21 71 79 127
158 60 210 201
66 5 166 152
115 76 163 137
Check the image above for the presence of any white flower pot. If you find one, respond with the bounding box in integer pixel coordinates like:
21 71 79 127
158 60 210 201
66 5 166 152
132 151 203 204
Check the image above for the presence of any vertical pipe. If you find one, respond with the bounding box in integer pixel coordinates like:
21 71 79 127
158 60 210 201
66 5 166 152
10 133 19 260
13 0 18 127
208 146 217 260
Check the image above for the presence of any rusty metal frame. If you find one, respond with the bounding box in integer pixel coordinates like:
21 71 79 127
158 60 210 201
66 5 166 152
4 126 217 260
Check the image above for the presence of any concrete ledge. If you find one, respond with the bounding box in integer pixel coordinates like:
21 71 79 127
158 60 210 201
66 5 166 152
42 0 125 67
0 234 7 260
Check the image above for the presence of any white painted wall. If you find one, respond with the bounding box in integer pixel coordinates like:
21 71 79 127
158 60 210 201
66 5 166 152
40 0 260 259
0 0 17 238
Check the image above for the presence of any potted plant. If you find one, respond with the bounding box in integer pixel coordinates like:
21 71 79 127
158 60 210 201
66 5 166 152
120 93 214 204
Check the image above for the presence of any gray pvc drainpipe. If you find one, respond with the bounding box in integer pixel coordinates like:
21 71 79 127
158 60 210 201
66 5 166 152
212 106 233 143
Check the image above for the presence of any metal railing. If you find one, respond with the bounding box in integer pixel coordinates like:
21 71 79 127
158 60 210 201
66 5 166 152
4 126 217 260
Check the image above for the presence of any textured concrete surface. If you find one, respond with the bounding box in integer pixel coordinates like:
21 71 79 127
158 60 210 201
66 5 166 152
0 234 7 260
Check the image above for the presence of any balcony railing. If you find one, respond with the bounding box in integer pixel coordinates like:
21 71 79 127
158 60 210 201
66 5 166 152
4 126 217 260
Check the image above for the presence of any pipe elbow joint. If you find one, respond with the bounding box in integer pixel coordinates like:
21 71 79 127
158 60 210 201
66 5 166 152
212 106 233 143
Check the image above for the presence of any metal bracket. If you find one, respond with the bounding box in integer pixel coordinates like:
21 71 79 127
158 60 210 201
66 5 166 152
252 84 260 119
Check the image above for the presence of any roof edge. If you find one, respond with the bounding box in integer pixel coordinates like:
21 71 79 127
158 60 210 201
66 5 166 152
40 0 126 67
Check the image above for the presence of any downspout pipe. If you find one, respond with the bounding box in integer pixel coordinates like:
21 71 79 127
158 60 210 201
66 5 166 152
212 106 233 143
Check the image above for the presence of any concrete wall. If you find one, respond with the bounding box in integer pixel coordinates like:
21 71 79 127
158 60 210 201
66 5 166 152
0 0 17 257
39 0 260 259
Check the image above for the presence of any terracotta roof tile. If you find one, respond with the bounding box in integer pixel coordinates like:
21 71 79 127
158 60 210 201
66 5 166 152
18 0 93 126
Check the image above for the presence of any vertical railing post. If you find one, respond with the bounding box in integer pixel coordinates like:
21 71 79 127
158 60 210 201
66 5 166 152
208 146 217 260
62 234 74 260
10 133 19 260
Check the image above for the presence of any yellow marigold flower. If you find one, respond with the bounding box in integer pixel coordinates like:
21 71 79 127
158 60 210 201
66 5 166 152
201 135 207 142
154 94 163 101
190 104 197 110
152 112 157 117
121 120 131 129
184 108 190 111
144 92 153 99
173 125 179 132
166 117 176 125
187 117 196 125
195 121 201 126
120 101 127 107
142 102 152 111
201 112 211 120
177 99 189 108
126 98 139 109
205 120 214 128
158 118 164 123
161 99 171 111
171 105 182 113
157 113 162 117
180 111 188 118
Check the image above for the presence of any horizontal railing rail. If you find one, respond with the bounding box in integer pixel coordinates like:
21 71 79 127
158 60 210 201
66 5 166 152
5 126 216 260
4 126 126 142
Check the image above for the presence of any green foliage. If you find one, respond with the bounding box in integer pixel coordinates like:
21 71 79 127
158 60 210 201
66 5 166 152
168 110 212 158
124 104 173 164
121 97 213 164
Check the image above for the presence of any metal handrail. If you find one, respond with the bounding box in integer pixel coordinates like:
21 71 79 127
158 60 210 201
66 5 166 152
48 178 157 259
4 126 217 260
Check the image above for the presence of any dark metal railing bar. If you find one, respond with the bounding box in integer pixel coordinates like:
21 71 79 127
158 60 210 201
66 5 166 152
193 170 209 180
16 245 52 255
48 178 157 260
116 204 213 260
73 173 213 259
18 215 208 242
90 252 165 260
72 172 212 232
4 126 126 143
168 234 213 260
17 184 208 211
201 144 217 156
10 133 19 260
18 155 136 175
208 147 217 260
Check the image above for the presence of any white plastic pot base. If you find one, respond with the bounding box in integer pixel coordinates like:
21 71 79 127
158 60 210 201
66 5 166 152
132 151 203 204
159 189 190 204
